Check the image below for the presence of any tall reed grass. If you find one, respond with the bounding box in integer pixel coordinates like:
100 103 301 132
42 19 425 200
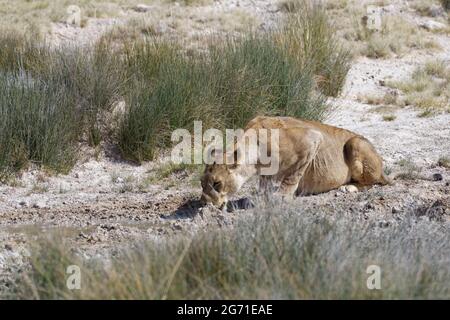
0 73 77 179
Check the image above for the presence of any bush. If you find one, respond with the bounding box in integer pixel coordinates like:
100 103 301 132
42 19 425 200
0 32 126 176
276 1 351 96
0 73 78 179
14 203 450 299
39 41 126 146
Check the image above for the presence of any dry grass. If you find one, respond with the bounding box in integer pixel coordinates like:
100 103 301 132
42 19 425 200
12 202 450 299
276 1 351 96
323 1 442 58
0 0 259 43
382 114 396 121
395 158 422 180
437 156 450 168
360 16 440 58
410 0 446 16
387 60 450 112
357 91 398 106
0 0 142 35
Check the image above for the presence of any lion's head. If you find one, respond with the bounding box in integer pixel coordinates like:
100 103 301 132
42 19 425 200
200 163 241 208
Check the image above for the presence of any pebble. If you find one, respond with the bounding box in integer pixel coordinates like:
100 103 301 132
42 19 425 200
18 200 29 207
133 4 153 12
391 206 401 214
419 20 447 31
32 201 47 209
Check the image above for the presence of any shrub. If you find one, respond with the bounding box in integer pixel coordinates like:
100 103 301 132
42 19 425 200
39 42 126 146
0 31 52 74
276 1 351 96
0 32 127 176
0 73 78 179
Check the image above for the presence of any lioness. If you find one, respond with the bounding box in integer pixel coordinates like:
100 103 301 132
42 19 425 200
200 116 392 207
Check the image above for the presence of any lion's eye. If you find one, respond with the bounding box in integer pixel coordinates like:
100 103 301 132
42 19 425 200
213 181 222 192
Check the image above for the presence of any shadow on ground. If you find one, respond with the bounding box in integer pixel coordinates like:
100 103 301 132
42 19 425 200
162 197 255 220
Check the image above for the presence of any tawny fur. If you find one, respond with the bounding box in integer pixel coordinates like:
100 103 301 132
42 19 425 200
201 116 391 207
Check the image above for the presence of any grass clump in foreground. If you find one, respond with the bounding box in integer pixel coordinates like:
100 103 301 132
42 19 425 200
12 202 450 299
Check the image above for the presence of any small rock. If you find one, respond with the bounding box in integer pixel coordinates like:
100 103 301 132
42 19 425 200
382 4 396 13
100 224 117 231
378 220 390 228
391 206 401 214
18 200 29 207
387 88 399 97
4 243 13 251
365 202 375 210
133 4 152 13
32 201 47 209
419 20 447 31
172 224 182 231
227 198 254 212
432 173 443 181
78 232 88 239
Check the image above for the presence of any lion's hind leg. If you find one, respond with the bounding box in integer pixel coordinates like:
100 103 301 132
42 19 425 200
344 136 388 187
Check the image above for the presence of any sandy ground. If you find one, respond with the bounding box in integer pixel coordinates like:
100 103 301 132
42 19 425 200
1 0 450 296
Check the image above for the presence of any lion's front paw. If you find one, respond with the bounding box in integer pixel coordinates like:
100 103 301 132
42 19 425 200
338 185 359 193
